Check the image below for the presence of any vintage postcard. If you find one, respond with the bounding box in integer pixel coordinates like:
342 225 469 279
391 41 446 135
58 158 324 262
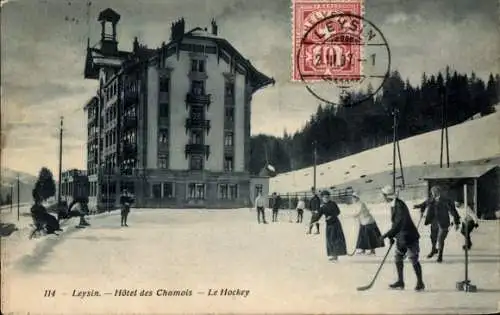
1 0 499 314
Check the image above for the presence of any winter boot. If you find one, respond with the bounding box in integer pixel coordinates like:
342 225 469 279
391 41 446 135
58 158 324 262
389 261 405 289
412 262 425 291
426 248 438 258
436 249 443 263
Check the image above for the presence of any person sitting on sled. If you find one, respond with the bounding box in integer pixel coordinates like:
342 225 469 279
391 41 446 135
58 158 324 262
30 190 47 234
351 192 384 255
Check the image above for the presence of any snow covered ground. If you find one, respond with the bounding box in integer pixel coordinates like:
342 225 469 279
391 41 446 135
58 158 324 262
1 202 499 314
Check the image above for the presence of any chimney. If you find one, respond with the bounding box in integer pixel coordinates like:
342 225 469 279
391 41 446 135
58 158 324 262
133 37 139 52
170 18 186 41
211 19 218 36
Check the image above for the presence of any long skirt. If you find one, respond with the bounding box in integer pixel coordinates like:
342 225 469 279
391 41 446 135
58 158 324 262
356 222 385 250
326 220 347 257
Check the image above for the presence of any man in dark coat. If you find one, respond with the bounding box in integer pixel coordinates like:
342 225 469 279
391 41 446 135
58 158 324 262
271 193 281 222
120 189 135 227
310 190 347 261
307 187 321 234
421 186 461 262
380 185 425 291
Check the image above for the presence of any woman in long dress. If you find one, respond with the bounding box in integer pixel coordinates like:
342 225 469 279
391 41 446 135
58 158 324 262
351 192 384 255
310 190 347 261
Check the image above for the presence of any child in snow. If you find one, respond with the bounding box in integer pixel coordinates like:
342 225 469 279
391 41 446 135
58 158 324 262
351 192 384 255
454 201 479 250
120 189 135 227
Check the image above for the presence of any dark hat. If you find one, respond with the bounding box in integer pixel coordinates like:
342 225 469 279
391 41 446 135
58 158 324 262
320 190 330 196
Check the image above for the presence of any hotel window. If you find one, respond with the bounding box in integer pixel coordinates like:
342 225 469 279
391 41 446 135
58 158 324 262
225 107 234 121
188 183 205 199
190 155 204 170
190 106 203 120
225 81 234 98
224 156 233 172
191 80 205 95
229 184 238 199
255 184 263 196
159 102 169 117
158 154 168 169
163 182 174 198
190 130 202 144
191 59 206 73
152 183 162 198
159 76 170 93
218 184 228 199
224 132 234 146
159 129 169 144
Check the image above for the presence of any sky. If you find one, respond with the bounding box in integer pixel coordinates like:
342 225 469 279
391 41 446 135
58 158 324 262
1 0 499 176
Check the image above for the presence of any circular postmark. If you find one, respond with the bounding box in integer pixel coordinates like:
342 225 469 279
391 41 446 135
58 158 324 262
295 12 391 107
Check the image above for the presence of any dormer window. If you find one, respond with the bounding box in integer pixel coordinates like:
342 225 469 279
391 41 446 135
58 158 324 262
191 59 205 73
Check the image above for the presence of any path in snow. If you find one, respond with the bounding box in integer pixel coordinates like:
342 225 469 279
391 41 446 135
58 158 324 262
1 203 499 314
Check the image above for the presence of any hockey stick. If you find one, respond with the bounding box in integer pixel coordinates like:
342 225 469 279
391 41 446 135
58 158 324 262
357 242 394 291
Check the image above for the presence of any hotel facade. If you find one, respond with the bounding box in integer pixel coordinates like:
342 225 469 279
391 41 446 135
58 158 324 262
83 9 273 210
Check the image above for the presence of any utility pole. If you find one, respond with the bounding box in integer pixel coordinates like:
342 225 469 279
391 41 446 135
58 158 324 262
17 174 20 221
58 116 64 206
313 140 317 191
10 185 13 213
392 109 397 191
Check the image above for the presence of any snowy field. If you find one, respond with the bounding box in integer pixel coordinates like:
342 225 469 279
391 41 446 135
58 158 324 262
1 202 499 314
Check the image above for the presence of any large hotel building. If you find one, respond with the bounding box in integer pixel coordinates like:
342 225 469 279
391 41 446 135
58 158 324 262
83 9 274 209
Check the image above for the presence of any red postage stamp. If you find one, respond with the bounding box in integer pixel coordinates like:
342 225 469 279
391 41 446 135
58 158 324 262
292 0 365 82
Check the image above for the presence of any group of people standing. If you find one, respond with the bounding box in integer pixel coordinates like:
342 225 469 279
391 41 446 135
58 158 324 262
254 184 481 292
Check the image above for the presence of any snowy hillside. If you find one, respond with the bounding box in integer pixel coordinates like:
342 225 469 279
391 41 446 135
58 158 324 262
270 111 500 194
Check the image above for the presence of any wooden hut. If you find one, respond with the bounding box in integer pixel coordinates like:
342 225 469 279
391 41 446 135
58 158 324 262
422 164 499 219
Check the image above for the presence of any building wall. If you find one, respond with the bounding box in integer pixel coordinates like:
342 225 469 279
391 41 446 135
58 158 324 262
146 65 159 169
234 73 246 172
167 53 190 170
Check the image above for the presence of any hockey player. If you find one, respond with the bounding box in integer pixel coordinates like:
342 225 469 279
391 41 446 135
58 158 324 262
423 186 461 262
351 192 384 255
120 189 135 227
309 190 347 261
270 193 281 222
380 185 425 291
307 188 321 234
455 200 479 250
296 197 305 223
254 192 268 224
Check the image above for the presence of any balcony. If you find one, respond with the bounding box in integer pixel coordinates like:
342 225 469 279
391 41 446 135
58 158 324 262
185 118 210 134
224 145 234 155
188 70 208 81
185 93 211 106
121 143 138 157
124 91 138 107
122 116 138 129
184 144 210 159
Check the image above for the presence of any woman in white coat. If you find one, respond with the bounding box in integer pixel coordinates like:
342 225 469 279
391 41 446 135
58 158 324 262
351 192 385 255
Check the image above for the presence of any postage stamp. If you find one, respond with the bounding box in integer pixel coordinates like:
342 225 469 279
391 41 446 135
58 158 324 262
292 0 365 82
